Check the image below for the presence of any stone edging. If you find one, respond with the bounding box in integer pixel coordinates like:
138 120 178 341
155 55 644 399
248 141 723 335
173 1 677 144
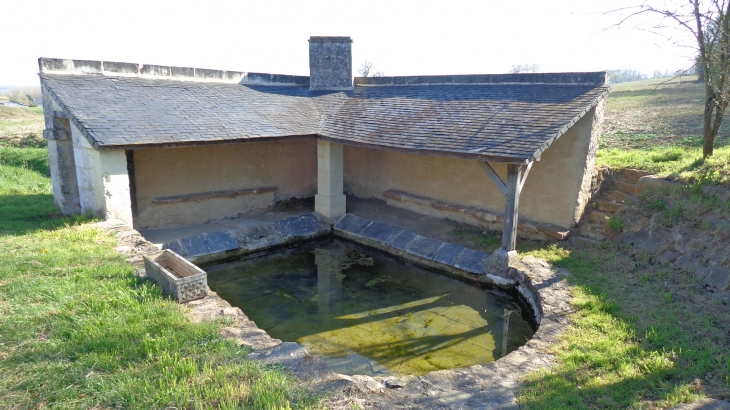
95 215 573 409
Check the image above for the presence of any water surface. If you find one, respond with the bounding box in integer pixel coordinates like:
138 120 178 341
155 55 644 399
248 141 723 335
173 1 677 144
205 239 534 376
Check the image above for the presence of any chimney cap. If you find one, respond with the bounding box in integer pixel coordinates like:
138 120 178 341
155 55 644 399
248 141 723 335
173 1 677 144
309 36 352 43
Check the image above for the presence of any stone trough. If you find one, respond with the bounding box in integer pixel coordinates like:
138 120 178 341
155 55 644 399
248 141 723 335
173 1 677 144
143 249 209 303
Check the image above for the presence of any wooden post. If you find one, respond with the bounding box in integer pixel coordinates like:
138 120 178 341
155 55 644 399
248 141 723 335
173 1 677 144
501 164 524 252
485 161 532 274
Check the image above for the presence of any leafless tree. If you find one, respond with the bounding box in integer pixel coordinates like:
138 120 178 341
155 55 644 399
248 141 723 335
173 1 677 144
357 60 384 77
509 64 541 73
615 0 730 158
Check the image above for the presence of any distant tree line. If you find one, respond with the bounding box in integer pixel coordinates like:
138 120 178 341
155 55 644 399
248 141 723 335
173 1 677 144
607 69 687 84
1 86 41 107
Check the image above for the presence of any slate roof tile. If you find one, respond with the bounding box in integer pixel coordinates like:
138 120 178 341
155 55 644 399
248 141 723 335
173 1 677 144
40 73 609 162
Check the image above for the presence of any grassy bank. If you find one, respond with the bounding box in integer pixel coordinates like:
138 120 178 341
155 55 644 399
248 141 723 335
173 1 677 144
453 218 730 408
598 76 730 186
0 145 321 408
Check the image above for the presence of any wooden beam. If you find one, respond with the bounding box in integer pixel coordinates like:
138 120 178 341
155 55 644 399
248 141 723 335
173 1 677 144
501 164 525 252
518 161 533 192
478 161 507 196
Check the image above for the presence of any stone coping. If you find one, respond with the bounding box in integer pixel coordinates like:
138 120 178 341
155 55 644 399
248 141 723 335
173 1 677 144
97 216 573 408
354 71 608 86
383 189 570 241
171 214 571 408
161 212 330 262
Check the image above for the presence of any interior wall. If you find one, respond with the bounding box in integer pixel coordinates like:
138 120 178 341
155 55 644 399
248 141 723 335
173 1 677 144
133 138 317 228
343 106 600 229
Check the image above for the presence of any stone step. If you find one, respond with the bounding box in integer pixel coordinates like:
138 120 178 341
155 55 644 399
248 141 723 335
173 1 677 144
606 190 629 203
614 181 637 195
619 168 652 185
588 210 610 225
572 235 602 246
580 223 606 241
595 200 623 213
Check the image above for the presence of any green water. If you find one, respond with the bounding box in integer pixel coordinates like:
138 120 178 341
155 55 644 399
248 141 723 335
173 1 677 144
205 239 535 376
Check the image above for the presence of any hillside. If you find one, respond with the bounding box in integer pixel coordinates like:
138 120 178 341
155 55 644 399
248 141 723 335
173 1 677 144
599 76 730 186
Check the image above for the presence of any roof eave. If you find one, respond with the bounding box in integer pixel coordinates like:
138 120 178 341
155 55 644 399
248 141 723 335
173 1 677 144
317 135 530 164
526 86 612 162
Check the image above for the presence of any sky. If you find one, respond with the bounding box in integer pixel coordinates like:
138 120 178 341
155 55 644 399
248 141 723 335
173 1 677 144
1 0 698 87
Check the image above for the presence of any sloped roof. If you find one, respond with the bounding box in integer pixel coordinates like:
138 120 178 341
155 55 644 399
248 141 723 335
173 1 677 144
40 67 609 163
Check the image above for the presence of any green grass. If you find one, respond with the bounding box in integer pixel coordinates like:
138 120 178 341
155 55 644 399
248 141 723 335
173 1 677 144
0 148 322 408
451 227 730 409
599 76 730 187
0 105 46 148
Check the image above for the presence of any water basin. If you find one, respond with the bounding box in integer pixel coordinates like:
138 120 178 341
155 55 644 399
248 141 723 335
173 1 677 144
205 239 535 376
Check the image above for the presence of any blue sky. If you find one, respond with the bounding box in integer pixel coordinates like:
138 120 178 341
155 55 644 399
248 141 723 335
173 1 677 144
2 0 695 87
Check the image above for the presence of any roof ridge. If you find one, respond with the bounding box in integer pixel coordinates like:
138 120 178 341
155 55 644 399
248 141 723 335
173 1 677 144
354 72 609 87
37 58 310 86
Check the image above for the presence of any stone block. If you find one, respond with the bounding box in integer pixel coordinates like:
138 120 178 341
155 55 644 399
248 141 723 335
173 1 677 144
143 250 208 303
454 248 491 274
162 240 185 255
406 236 444 260
360 221 403 244
171 66 195 78
390 230 418 251
178 230 239 258
432 243 466 266
103 61 139 75
334 214 372 235
277 213 325 238
488 249 518 275
702 266 730 291
636 175 684 194
196 68 224 81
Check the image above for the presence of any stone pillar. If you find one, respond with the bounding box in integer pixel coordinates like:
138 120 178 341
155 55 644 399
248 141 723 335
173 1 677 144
69 121 133 227
42 91 80 215
315 139 346 221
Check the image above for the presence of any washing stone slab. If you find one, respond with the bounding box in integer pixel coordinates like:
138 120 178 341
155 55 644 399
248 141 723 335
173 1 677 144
433 243 467 266
406 235 445 260
335 214 373 235
164 230 239 258
359 221 403 244
454 248 491 275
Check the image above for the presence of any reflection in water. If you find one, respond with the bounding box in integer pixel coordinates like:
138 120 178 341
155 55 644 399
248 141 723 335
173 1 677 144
205 239 534 376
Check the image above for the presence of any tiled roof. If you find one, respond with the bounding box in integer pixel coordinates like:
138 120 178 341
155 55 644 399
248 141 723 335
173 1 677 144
40 72 609 162
40 74 324 148
320 83 609 162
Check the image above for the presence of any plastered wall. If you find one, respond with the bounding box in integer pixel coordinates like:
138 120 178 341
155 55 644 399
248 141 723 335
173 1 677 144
344 104 604 229
132 138 317 228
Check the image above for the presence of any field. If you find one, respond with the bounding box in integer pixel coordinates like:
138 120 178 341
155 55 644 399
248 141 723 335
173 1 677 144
598 76 730 187
1 78 729 409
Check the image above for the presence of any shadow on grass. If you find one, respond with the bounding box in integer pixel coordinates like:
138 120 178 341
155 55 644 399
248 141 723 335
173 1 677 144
0 193 90 235
451 229 729 408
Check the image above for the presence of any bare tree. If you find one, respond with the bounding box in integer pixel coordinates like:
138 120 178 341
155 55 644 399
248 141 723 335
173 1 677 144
616 0 730 158
509 64 541 73
357 60 384 77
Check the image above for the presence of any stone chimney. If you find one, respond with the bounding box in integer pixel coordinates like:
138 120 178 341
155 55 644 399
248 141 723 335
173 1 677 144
309 36 353 90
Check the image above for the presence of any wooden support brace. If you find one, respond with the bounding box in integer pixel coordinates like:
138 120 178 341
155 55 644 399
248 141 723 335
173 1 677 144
478 161 507 196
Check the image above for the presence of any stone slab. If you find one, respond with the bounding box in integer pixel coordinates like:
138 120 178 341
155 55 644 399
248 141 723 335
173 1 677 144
161 240 185 255
277 213 325 238
390 230 418 251
406 235 445 260
176 230 239 258
248 341 309 368
433 243 467 266
454 248 491 274
359 221 403 244
334 214 372 235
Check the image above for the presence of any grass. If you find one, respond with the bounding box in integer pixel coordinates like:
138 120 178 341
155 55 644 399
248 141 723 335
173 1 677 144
451 228 730 409
0 144 322 408
598 76 730 187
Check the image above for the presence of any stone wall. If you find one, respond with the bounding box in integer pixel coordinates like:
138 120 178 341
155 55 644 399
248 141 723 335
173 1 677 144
132 139 317 229
343 104 603 230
